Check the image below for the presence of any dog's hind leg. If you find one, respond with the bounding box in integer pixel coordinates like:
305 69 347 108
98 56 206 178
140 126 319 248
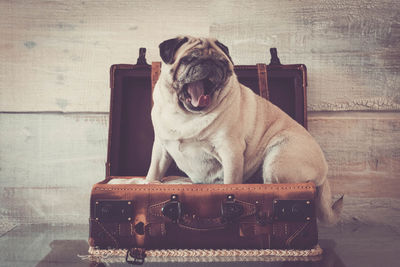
261 134 343 225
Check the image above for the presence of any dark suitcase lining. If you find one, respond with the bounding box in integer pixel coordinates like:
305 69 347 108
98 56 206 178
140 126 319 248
107 50 307 178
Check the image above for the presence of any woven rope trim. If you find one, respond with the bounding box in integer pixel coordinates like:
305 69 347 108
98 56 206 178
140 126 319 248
79 245 323 263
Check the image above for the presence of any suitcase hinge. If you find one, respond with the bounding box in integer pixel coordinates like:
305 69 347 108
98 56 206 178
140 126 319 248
136 48 149 66
269 48 281 65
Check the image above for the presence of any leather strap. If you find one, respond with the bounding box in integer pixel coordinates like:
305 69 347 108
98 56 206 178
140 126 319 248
240 223 271 237
151 62 161 106
148 198 257 232
257 63 269 100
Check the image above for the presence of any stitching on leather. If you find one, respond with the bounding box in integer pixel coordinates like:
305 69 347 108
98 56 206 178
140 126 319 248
148 224 153 236
236 200 257 217
90 218 120 248
285 222 310 247
94 185 313 192
149 200 170 217
118 223 132 237
161 223 166 236
147 223 166 237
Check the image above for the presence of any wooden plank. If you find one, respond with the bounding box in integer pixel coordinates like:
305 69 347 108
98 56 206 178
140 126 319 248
0 113 107 224
308 112 400 198
209 0 400 111
0 113 108 187
0 0 209 112
1 0 399 112
0 112 399 225
0 187 88 224
4 112 398 196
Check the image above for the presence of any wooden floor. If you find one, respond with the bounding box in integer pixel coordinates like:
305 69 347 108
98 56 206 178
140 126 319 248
1 0 399 229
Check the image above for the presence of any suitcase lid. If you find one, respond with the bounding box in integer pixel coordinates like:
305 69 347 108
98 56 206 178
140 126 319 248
106 48 307 178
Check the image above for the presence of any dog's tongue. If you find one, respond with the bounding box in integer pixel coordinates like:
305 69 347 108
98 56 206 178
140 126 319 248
187 80 210 107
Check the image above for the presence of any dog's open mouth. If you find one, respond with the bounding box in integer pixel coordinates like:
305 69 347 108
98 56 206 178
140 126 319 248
182 78 214 110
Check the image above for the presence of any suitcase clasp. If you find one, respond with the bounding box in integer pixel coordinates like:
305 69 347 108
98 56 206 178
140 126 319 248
221 194 244 222
162 194 182 222
94 200 134 223
273 200 314 222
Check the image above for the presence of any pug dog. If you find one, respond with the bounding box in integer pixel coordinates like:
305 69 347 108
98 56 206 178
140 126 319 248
144 36 343 225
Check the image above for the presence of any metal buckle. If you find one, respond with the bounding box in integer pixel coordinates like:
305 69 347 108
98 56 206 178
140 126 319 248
221 194 244 222
161 194 182 222
126 248 146 265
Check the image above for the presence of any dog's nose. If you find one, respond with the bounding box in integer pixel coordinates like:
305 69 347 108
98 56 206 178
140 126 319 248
186 61 214 81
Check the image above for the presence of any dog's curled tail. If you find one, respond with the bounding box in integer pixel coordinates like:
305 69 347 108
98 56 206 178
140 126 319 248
316 179 344 226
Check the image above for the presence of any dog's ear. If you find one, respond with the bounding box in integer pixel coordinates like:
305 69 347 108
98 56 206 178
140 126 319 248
159 37 189 64
215 40 233 64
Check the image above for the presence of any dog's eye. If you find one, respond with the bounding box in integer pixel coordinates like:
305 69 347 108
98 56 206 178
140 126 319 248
180 56 192 64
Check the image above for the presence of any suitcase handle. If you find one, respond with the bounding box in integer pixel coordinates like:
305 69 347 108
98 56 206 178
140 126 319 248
161 194 255 232
177 216 228 232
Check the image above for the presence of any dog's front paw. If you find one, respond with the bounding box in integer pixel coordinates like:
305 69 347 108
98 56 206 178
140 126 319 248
120 178 159 184
138 178 162 185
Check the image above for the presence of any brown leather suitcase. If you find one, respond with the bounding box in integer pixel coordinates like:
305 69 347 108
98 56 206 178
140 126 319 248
88 48 317 257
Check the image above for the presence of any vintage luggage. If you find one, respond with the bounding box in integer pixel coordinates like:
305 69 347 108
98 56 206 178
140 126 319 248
88 48 317 260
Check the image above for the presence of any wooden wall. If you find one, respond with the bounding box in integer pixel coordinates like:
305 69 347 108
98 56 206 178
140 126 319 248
1 0 399 232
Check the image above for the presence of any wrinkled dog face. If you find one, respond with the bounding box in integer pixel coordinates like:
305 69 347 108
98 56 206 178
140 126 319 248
159 36 233 112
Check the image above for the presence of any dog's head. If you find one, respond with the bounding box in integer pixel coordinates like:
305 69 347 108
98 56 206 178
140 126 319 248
159 36 234 113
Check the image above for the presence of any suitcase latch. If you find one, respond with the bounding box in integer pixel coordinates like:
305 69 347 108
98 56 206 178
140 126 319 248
255 201 271 226
94 200 134 223
162 194 182 222
273 200 314 222
221 194 244 222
